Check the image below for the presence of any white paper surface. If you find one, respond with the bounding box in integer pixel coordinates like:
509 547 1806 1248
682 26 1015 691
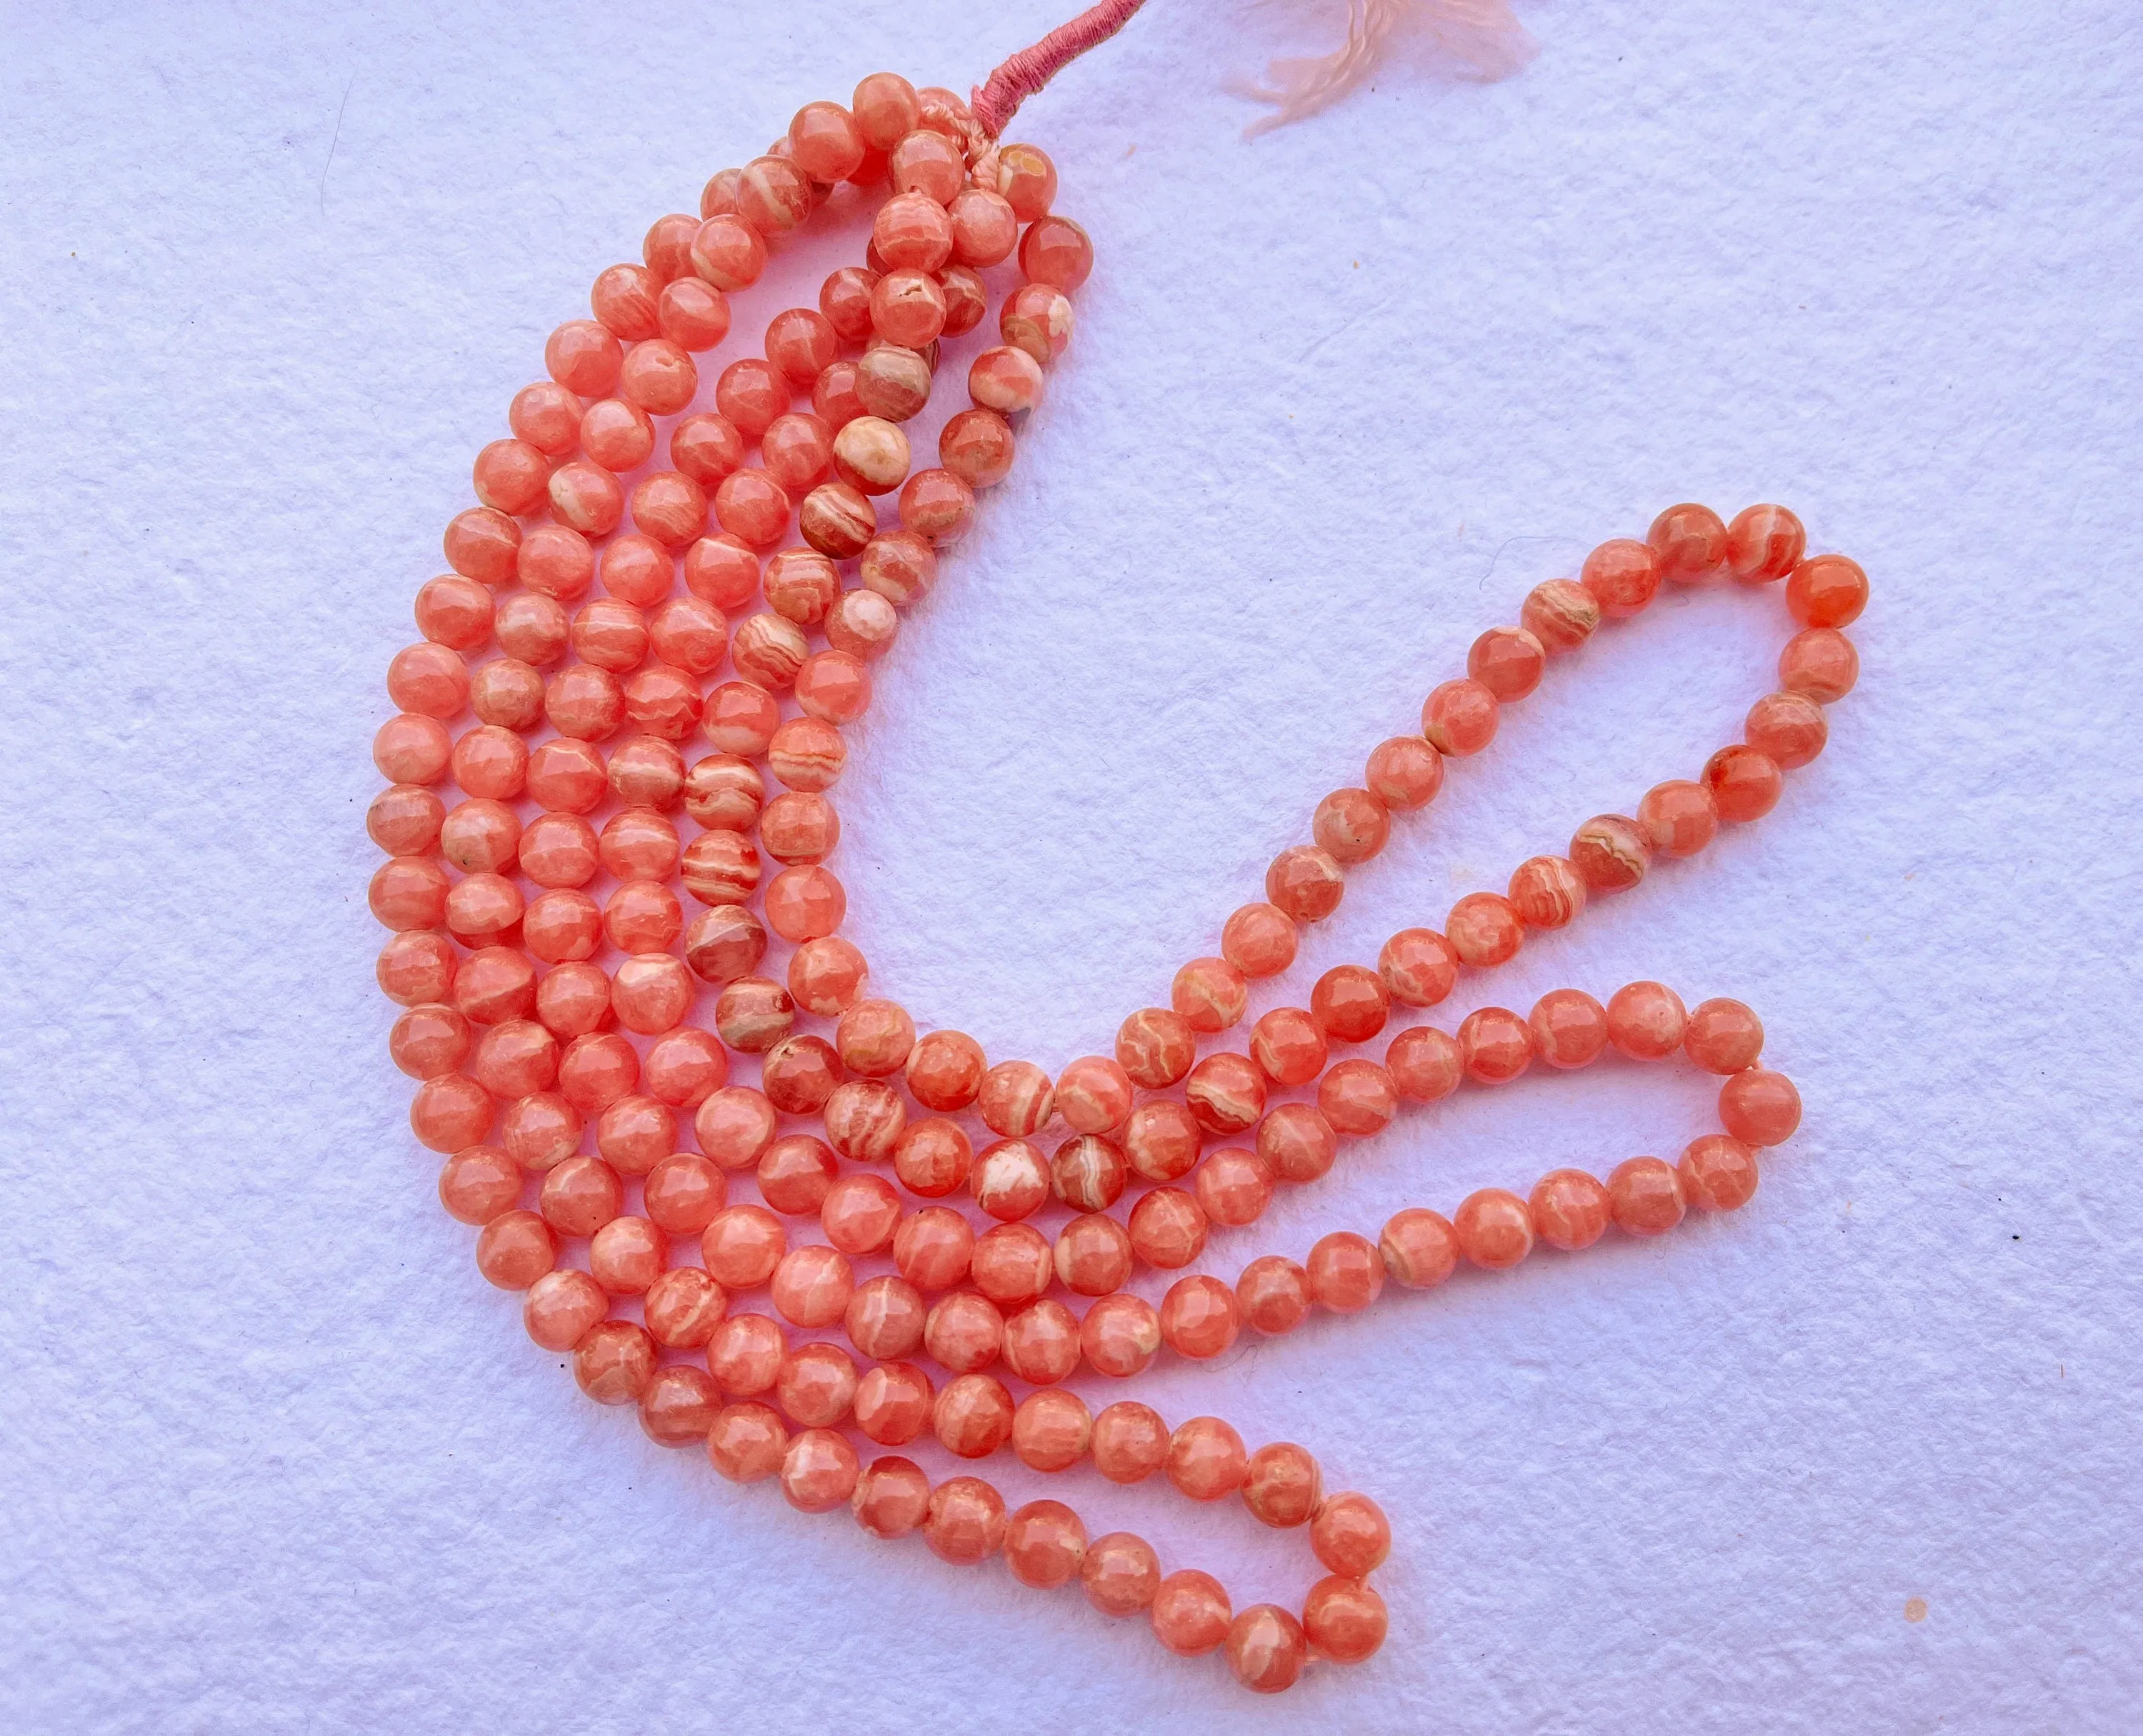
3 1 2140 1730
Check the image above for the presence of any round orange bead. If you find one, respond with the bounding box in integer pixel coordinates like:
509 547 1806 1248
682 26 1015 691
1454 1187 1534 1269
1609 1155 1687 1235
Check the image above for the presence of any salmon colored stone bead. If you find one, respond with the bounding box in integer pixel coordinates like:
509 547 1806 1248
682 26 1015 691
523 1268 607 1352
819 266 878 344
690 214 765 291
619 339 697 417
1447 891 1524 968
1720 1067 1802 1146
764 1343 856 1427
631 472 707 549
841 1269 924 1361
764 411 834 494
574 1320 657 1405
379 932 456 1007
969 1222 1051 1310
1727 503 1805 584
1454 1187 1534 1269
1124 1099 1202 1183
835 998 915 1077
1186 1052 1265 1137
1019 214 1094 291
759 1134 839 1217
1222 902 1298 977
797 479 876 560
1607 979 1688 1060
1312 786 1391 864
965 1137 1046 1222
1304 1576 1389 1665
443 505 519 585
900 1029 981 1113
781 1428 861 1515
1257 1104 1336 1185
995 141 1059 221
374 714 450 785
1529 988 1609 1069
706 1313 785 1394
1582 537 1662 618
1522 577 1601 654
854 1363 935 1446
1082 1293 1162 1379
1046 1134 1124 1214
1609 1155 1687 1235
1364 734 1444 810
510 379 584 456
1228 1605 1307 1695
1232 1443 1319 1531
1379 927 1458 1008
1167 957 1244 1036
852 1455 933 1540
549 462 626 537
1083 1533 1159 1615
611 954 692 1034
595 1094 674 1175
659 276 731 349
764 306 839 389
924 1477 1008 1567
736 154 814 235
826 587 899 661
608 734 688 807
681 908 765 989
701 1204 785 1288
369 784 444 858
830 414 909 496
998 284 1072 367
1051 1057 1129 1137
764 865 845 943
1509 854 1587 930
546 318 623 396
1570 814 1652 894
898 469 975 544
1100 1013 1182 1097
853 344 932 425
1266 844 1344 923
852 72 919 149
643 1027 727 1108
1421 677 1499 756
714 977 792 1055
521 527 601 603
1648 502 1728 585
557 1033 638 1112
1377 1207 1457 1288
456 947 539 1026
1319 1059 1399 1137
1001 1299 1082 1385
1703 743 1783 823
1311 1490 1392 1578
1787 553 1869 629
759 792 840 868
1306 1231 1386 1315
528 741 607 816
1152 1571 1232 1658
416 575 496 654
1313 964 1392 1044
643 1263 726 1346
581 398 656 472
1154 1276 1237 1362
1780 626 1859 703
601 881 679 955
1088 1402 1169 1485
409 1067 493 1149
1638 778 1719 858
1128 1187 1209 1270
929 1370 1014 1460
1003 1500 1088 1591
1052 1216 1129 1303
821 1080 905 1165
369 857 449 932
1746 691 1829 769
1469 624 1547 700
474 1210 555 1289
706 1402 789 1482
589 1215 665 1294
1197 1146 1275 1228
1687 997 1764 1072
794 650 871 725
894 1117 973 1199
1250 1007 1326 1089
1680 1134 1762 1211
388 642 471 719
1014 1389 1093 1470
771 1243 854 1329
871 269 946 348
1237 1254 1312 1335
539 1154 622 1236
1530 1168 1611 1251
1167 1416 1249 1502
1387 1024 1462 1103
439 1144 521 1224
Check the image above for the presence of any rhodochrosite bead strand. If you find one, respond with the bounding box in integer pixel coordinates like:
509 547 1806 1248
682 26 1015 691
372 73 1859 1695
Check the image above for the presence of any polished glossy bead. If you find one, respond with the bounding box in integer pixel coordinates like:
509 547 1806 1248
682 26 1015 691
1074 1530 1161 1620
1304 1575 1389 1664
1048 1213 1128 1298
643 1263 726 1347
769 1243 854 1329
1309 1491 1391 1579
1447 892 1524 968
890 1208 971 1293
994 141 1058 220
379 932 456 1007
1727 503 1805 584
1648 502 1728 584
1364 736 1444 814
1680 1133 1762 1210
390 1002 471 1082
474 1209 554 1288
1312 787 1389 864
1236 1254 1311 1335
968 1223 1051 1312
1082 1403 1164 1488
835 998 916 1077
898 468 975 543
643 1027 728 1108
1421 677 1498 756
779 1427 861 1515
1529 1167 1610 1251
574 1320 657 1405
1746 690 1829 768
1166 1416 1248 1503
1686 997 1764 1072
706 1312 785 1394
538 1154 621 1237
594 1095 674 1177
871 268 947 348
1249 1007 1326 1089
1609 1155 1687 1234
1454 1187 1534 1269
439 1144 521 1224
589 1214 664 1294
1312 964 1392 1044
1379 1207 1457 1289
1160 1277 1242 1362
1164 959 1242 1039
1597 980 1684 1060
1319 1059 1398 1137
1081 1293 1161 1378
1458 1006 1533 1084
851 1454 933 1539
706 1401 788 1482
1779 626 1859 702
1720 1067 1802 1146
1125 1189 1207 1272
905 1029 986 1112
758 1134 839 1217
1152 1570 1232 1658
1052 1058 1132 1137
1121 1102 1199 1187
1004 1499 1088 1590
1703 743 1784 822
1469 624 1547 700
853 1362 934 1446
1266 844 1344 923
1014 1387 1092 1470
964 1137 1046 1222
693 1084 777 1174
1521 577 1601 654
1001 1298 1081 1387
1582 537 1661 618
934 1373 1015 1459
924 1477 1007 1567
1527 987 1608 1069
523 1267 606 1352
1186 1052 1265 1137
837 1274 922 1367
1050 1134 1127 1213
713 976 793 1054
1222 902 1298 977
1787 554 1869 629
1019 214 1093 290
443 505 521 584
1196 1146 1274 1227
1306 1232 1385 1313
1227 1605 1307 1694
454 947 539 1026
1377 928 1457 1010
1570 814 1652 894
894 1117 973 1198
1499 859 1585 940
1387 1024 1462 1104
1256 1104 1336 1187
701 1204 785 1288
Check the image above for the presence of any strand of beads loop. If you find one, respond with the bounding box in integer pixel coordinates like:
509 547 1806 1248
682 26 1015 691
369 71 1864 1695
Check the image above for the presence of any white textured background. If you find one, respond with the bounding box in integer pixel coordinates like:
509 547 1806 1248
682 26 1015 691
4 1 2140 1730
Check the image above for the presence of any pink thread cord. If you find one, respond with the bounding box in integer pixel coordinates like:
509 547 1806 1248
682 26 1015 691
971 0 1151 139
1240 0 1536 136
